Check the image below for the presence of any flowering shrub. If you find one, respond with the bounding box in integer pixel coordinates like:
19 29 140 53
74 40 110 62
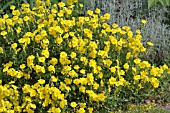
0 0 170 112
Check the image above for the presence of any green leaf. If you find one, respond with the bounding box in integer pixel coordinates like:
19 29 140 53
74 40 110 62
0 10 3 13
2 0 15 10
159 0 167 5
166 0 170 6
29 0 35 8
149 0 170 8
23 0 28 3
160 0 170 6
148 0 159 9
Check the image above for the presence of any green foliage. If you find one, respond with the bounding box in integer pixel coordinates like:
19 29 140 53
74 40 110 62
148 0 170 8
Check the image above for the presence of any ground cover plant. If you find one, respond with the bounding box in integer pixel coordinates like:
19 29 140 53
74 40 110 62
0 0 170 112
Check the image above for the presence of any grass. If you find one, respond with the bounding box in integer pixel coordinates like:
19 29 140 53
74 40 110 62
115 104 170 113
128 106 170 113
61 0 91 4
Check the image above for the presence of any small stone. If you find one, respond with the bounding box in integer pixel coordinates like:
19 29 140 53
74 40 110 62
163 105 170 110
145 100 151 104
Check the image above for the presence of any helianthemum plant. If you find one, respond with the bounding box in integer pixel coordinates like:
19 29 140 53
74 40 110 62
0 0 170 112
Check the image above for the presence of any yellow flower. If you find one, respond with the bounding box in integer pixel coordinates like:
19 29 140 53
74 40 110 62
30 103 36 109
9 81 15 84
109 77 116 85
79 4 83 7
127 31 133 37
58 2 65 7
76 108 85 113
98 73 103 79
56 37 63 44
126 52 131 60
41 49 49 58
104 59 112 67
141 19 147 24
41 30 47 37
74 65 79 70
89 60 96 67
51 76 57 82
23 16 30 21
51 9 57 14
1 31 7 36
12 10 20 16
73 0 78 3
18 18 23 24
35 34 43 42
123 63 129 70
87 10 93 16
110 67 116 73
104 13 110 20
93 83 99 90
38 79 45 84
73 79 80 85
147 42 153 46
134 58 141 64
60 52 67 58
27 55 35 67
64 78 72 85
46 0 51 6
88 108 93 113
63 33 69 38
112 23 118 28
162 64 168 70
134 75 141 81
59 100 67 109
69 70 78 77
20 64 26 69
79 86 85 93
10 5 16 10
70 52 76 58
48 65 55 73
118 69 125 76
7 110 14 113
3 14 9 19
58 10 64 17
67 0 73 5
95 8 100 14
79 103 86 108
16 27 21 34
168 68 170 74
80 69 85 74
69 32 75 37
48 107 61 113
49 58 58 66
136 29 141 34
149 77 159 88
70 102 77 108
0 47 3 53
38 57 46 63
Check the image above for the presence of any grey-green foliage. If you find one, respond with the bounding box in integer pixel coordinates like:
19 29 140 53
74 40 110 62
84 0 170 65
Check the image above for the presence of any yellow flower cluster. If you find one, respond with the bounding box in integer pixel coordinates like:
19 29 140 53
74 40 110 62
0 0 169 112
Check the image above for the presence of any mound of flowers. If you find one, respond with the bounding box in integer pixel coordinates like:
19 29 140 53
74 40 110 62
0 0 169 112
